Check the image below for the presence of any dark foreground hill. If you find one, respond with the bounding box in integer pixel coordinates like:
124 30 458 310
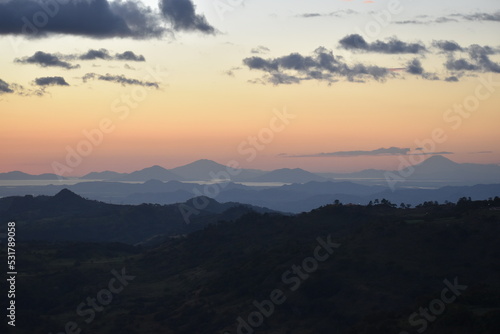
1 197 500 334
0 189 278 245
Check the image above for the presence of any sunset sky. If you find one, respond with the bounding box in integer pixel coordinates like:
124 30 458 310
1 0 499 176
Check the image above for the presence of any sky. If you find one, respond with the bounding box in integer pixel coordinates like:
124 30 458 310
0 0 499 176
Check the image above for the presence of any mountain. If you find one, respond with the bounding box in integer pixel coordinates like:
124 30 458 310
412 154 460 173
170 159 265 181
323 155 500 187
170 159 234 180
250 168 327 183
112 165 184 182
0 171 65 180
409 155 500 182
0 189 278 244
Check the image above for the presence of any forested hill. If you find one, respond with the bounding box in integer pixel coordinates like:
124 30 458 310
2 197 500 333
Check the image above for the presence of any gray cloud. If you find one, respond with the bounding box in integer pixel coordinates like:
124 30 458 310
110 0 167 37
296 10 357 19
339 34 427 54
0 79 45 97
287 147 453 158
0 79 14 94
243 47 392 85
160 0 215 34
251 46 271 54
0 0 167 39
395 11 500 25
406 58 424 75
458 11 500 22
15 51 79 69
115 50 145 61
34 76 69 86
433 40 463 52
78 49 145 61
469 151 493 154
445 76 459 82
82 73 159 88
79 48 112 60
445 45 500 73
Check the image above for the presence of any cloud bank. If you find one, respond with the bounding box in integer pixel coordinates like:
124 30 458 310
0 0 214 38
243 47 393 85
339 34 427 54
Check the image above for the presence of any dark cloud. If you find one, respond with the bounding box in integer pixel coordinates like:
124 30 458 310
251 46 271 54
79 48 112 60
110 0 167 37
115 51 145 61
0 79 45 97
160 0 215 34
445 58 479 71
83 73 159 88
15 51 79 69
72 49 146 61
406 58 424 75
433 40 463 52
468 45 500 73
0 79 14 94
405 59 440 80
445 45 500 73
243 47 392 85
34 76 69 86
445 76 459 82
0 0 167 38
339 34 426 54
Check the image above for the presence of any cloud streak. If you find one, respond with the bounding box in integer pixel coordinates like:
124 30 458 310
82 73 159 88
78 49 145 61
339 34 427 54
394 11 500 25
285 147 454 158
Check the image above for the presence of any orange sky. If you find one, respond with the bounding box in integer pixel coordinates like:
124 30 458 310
1 0 499 175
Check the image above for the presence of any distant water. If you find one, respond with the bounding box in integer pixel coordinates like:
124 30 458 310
183 181 290 187
0 179 288 187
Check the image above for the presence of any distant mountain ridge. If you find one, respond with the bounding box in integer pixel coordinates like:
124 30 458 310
323 155 500 185
2 156 500 186
0 171 65 180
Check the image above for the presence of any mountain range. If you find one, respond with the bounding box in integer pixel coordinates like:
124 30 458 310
2 155 499 186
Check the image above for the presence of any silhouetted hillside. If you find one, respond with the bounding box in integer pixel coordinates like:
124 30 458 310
2 198 500 334
0 189 277 244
